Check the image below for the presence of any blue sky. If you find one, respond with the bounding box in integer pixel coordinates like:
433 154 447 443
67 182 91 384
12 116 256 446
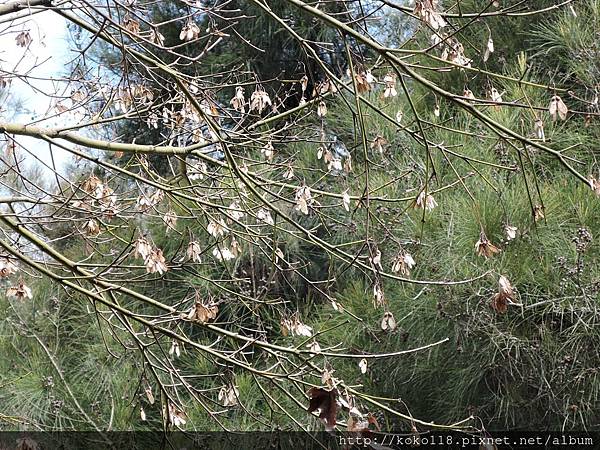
1 9 71 172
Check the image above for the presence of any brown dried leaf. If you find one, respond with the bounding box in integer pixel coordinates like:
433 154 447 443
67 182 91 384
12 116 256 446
475 232 501 258
307 387 337 430
490 292 508 314
187 299 218 323
15 31 32 48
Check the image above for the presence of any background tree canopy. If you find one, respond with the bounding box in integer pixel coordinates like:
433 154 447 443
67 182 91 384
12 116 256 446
1 0 600 440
